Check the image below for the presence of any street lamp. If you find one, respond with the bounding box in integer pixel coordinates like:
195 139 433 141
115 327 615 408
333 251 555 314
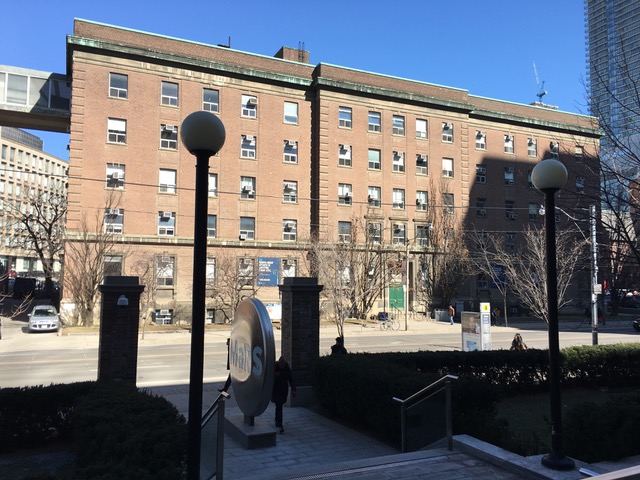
531 158 575 471
180 111 226 480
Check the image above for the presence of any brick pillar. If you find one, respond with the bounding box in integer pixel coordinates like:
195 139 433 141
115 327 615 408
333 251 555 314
278 277 323 397
98 276 145 383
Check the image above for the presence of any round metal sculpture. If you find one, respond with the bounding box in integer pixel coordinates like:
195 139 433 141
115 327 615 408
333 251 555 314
229 298 275 418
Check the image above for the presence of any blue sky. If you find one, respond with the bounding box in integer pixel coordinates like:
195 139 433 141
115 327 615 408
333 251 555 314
2 0 588 160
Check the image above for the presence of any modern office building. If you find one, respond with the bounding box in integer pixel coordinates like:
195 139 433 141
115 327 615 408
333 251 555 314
63 19 600 324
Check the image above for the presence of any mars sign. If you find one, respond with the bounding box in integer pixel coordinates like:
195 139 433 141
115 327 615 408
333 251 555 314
229 298 275 418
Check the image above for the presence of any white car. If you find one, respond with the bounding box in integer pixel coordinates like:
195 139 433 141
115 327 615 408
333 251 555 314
28 305 61 333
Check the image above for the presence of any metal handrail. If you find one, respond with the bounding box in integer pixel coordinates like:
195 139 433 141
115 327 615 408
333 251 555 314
580 465 640 479
200 390 230 480
393 374 458 453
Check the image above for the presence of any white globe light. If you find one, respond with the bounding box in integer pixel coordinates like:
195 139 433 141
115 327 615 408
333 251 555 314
531 159 568 191
180 111 226 155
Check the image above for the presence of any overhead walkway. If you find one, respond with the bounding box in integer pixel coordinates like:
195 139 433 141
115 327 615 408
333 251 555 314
0 65 70 133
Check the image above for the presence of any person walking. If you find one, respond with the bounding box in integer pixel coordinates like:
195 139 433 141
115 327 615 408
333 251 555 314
272 356 296 433
448 304 455 325
331 336 348 355
510 333 527 351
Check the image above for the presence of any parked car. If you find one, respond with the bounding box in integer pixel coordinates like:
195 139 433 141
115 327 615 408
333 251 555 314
634 319 640 332
28 305 61 333
620 295 640 308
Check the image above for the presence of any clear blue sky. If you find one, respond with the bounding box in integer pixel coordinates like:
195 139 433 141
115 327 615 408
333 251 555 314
2 0 588 161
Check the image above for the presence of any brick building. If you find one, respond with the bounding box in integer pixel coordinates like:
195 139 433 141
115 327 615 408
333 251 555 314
64 19 600 323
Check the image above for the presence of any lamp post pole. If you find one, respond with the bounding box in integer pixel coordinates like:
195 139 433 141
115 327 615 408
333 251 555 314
532 159 575 472
180 112 226 480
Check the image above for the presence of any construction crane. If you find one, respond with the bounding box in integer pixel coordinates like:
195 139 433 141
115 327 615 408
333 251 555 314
533 61 548 102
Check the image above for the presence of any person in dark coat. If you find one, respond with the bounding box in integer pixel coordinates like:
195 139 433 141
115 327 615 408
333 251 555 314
272 356 296 433
331 336 347 355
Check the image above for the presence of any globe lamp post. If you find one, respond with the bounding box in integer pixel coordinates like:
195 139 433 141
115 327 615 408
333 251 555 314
180 111 225 480
531 158 575 471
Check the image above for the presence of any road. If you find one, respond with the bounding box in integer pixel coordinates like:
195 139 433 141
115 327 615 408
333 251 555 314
1 316 639 388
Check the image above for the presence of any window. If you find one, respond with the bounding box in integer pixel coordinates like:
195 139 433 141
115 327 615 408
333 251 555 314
478 274 488 289
528 138 537 157
443 193 454 215
284 140 298 163
505 200 516 220
550 141 559 158
504 166 515 186
367 186 381 207
160 124 178 149
416 224 432 246
239 217 255 240
368 111 381 132
504 134 514 154
392 151 405 173
106 164 125 189
5 73 28 105
338 144 352 167
416 119 428 139
367 222 381 244
284 102 298 124
476 131 486 150
104 255 123 277
283 219 297 241
338 106 352 128
527 170 533 188
442 122 453 142
109 73 128 99
338 221 352 242
240 176 256 199
442 158 454 178
208 173 218 197
241 135 256 158
242 94 258 118
155 309 174 325
283 180 298 202
529 203 539 220
476 164 486 184
203 88 219 112
476 198 487 218
338 183 352 205
156 255 175 286
392 115 405 135
575 145 584 160
206 258 216 284
392 223 406 245
416 191 428 211
505 232 516 252
159 169 176 193
104 208 123 234
368 149 381 170
161 81 178 106
107 118 126 144
282 258 297 278
207 215 217 237
238 258 255 286
158 211 175 236
416 154 428 175
576 176 585 192
392 188 405 209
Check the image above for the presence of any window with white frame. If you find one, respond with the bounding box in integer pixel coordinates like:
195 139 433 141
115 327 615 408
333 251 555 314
476 131 486 150
206 257 216 284
338 183 352 205
239 217 255 240
476 164 486 184
107 118 126 144
155 309 174 325
158 211 175 236
416 224 432 246
208 173 218 196
367 186 381 207
550 141 559 158
505 232 516 252
416 154 428 175
338 221 352 243
416 119 428 139
528 138 537 157
284 102 298 124
238 258 255 286
478 274 488 289
203 88 219 112
527 170 533 188
104 208 123 234
109 73 128 99
241 135 256 158
443 193 454 215
416 191 428 211
392 115 405 135
504 134 514 154
338 106 352 128
161 81 178 106
156 255 175 286
284 140 298 163
528 203 539 220
240 176 256 199
338 144 352 167
104 255 123 277
575 145 584 159
368 111 381 132
392 188 405 209
442 122 453 142
207 214 217 237
392 151 405 172
504 166 515 186
159 168 176 194
282 258 297 278
392 223 406 245
576 176 585 192
283 219 297 241
476 198 487 218
367 222 381 244
160 124 178 149
505 200 516 219
106 164 125 189
241 94 257 118
442 157 454 178
283 180 297 202
368 148 381 170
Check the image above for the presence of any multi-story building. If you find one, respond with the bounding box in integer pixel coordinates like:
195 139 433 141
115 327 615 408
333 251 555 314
64 19 600 324
0 126 67 278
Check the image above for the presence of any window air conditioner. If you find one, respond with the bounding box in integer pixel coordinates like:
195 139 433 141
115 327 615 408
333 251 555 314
247 98 258 106
243 258 252 265
244 135 255 142
478 209 487 217
161 211 172 219
287 140 296 147
107 208 119 216
159 309 170 316
110 171 120 180
285 223 293 231
239 233 247 241
508 212 517 220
